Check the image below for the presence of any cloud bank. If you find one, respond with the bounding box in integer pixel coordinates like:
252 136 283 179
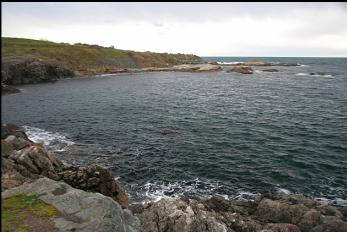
2 2 347 56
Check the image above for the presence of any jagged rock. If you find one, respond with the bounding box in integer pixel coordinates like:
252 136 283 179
131 195 347 232
58 164 129 208
132 197 262 232
228 66 253 74
2 177 140 232
255 198 309 224
263 223 301 232
1 123 129 208
5 135 33 150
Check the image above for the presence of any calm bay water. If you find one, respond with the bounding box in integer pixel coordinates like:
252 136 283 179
2 57 347 205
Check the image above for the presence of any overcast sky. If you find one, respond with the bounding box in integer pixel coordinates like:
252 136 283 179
2 2 347 57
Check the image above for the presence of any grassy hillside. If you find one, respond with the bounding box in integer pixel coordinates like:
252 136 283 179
2 37 202 69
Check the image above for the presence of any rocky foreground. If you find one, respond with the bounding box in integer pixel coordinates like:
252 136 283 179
1 124 346 232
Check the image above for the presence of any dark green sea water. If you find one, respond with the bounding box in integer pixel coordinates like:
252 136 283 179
2 57 347 205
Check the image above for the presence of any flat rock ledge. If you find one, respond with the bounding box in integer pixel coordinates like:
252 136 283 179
130 195 347 232
173 64 223 72
2 177 140 232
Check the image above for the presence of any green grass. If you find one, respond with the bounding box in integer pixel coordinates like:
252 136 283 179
2 194 59 232
2 37 201 69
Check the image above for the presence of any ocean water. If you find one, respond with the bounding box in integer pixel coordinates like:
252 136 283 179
2 57 347 206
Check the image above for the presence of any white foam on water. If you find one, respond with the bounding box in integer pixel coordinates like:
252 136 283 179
295 73 309 76
137 178 260 203
230 191 261 201
217 62 243 65
254 70 263 74
275 187 291 195
315 197 347 207
23 125 75 152
96 73 116 77
295 73 333 78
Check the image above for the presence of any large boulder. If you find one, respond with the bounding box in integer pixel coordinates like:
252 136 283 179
2 177 140 232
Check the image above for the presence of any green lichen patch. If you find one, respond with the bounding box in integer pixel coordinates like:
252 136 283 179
2 194 60 232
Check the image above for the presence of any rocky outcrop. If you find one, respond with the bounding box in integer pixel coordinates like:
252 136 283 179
2 177 140 232
1 123 129 208
228 66 253 74
2 55 75 85
173 64 223 72
130 195 347 232
58 164 129 208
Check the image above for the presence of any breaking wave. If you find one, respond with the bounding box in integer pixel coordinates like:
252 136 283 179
23 125 75 152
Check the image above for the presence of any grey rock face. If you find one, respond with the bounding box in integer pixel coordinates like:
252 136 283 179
2 55 74 85
2 177 140 232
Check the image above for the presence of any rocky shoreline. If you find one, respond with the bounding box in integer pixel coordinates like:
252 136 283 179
1 123 346 231
1 58 304 95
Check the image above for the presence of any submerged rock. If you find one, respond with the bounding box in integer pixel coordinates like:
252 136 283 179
262 69 279 72
2 177 140 232
228 66 253 74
